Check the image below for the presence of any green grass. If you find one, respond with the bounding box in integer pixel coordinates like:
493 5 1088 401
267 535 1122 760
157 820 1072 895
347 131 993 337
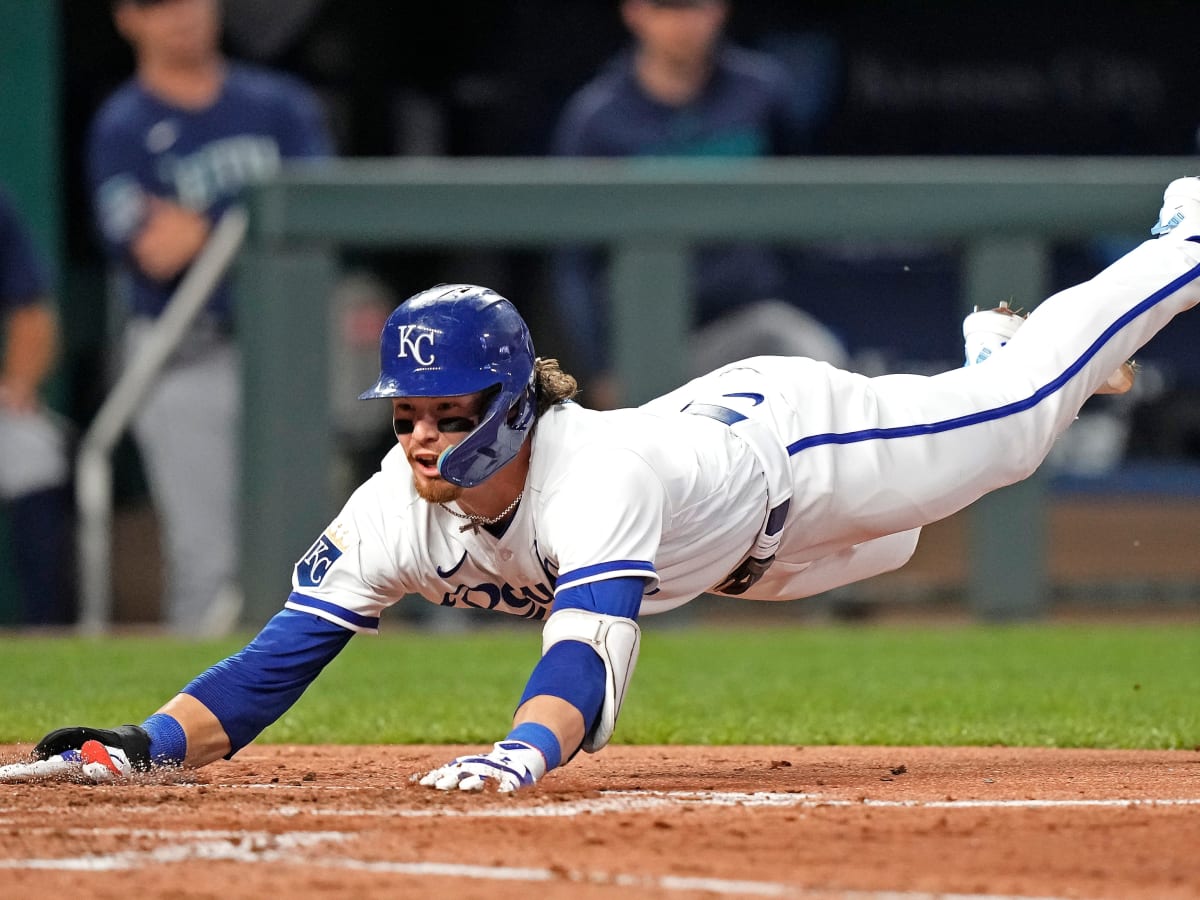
0 623 1196 749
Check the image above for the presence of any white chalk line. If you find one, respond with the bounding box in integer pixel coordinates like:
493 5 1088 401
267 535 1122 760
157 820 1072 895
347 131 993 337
312 858 1070 900
0 789 1189 898
609 790 1200 811
0 826 1068 899
5 789 1200 825
265 789 1200 819
2 787 1200 825
0 828 349 871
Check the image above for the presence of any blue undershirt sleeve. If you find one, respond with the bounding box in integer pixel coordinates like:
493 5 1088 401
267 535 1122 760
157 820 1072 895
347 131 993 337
553 577 645 621
182 608 353 756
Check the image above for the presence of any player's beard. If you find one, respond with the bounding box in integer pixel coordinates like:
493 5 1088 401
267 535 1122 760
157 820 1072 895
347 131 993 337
411 472 462 505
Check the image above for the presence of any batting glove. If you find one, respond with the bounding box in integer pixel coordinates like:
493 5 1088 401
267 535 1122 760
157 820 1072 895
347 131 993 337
0 724 155 782
417 740 547 793
34 725 152 769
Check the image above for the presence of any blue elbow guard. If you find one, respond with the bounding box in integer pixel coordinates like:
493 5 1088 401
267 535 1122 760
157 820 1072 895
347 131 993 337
518 566 643 729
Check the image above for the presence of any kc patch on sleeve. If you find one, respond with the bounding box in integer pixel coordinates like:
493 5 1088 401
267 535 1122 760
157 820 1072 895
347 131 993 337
294 520 352 588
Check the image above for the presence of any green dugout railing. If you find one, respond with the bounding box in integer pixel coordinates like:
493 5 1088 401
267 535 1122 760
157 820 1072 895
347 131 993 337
238 156 1195 624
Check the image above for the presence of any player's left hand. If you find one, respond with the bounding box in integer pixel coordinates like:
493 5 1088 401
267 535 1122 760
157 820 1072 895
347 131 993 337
0 740 134 783
416 740 547 793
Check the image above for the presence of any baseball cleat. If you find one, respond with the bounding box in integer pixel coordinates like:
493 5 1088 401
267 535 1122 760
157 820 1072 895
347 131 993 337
962 300 1024 366
79 740 133 780
963 302 1136 395
1151 176 1200 238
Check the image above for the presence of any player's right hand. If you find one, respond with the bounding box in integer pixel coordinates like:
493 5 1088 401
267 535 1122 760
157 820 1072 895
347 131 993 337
416 740 548 792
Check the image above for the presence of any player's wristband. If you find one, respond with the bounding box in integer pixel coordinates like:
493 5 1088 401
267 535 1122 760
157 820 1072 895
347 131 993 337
505 722 562 771
141 713 187 766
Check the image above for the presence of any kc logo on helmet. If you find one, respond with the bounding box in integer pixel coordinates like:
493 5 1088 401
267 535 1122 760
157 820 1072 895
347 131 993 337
396 324 436 366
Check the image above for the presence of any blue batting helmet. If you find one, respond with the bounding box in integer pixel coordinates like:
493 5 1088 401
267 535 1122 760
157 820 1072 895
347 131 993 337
359 284 537 487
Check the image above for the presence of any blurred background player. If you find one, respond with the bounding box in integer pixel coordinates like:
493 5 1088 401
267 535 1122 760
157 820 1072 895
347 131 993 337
87 0 333 635
0 185 74 626
549 0 848 409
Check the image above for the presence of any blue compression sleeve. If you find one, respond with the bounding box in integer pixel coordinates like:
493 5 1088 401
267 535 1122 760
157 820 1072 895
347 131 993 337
517 639 606 727
182 608 353 755
554 577 644 620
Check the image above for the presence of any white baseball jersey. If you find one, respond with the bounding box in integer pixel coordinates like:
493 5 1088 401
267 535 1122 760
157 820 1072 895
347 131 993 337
286 399 771 631
288 236 1200 633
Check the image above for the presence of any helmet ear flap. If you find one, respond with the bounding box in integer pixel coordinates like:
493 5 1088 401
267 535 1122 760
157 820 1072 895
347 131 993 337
437 376 536 487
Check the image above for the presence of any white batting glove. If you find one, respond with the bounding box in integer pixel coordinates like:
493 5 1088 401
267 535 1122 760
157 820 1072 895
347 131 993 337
417 740 547 793
0 740 133 783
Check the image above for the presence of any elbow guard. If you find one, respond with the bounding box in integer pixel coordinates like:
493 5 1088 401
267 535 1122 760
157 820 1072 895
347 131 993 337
541 608 641 753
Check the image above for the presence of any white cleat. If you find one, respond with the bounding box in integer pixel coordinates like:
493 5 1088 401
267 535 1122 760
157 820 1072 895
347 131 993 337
962 300 1024 366
963 301 1136 395
1151 176 1200 238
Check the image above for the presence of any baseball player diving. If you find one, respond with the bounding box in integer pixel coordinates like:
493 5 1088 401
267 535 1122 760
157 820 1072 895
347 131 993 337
7 178 1200 790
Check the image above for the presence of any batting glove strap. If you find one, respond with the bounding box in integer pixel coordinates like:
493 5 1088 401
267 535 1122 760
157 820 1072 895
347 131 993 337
33 725 153 772
417 740 548 793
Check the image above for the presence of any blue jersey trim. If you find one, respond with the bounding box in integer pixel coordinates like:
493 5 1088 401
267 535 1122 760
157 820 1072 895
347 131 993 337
556 560 656 592
285 592 380 631
786 264 1200 457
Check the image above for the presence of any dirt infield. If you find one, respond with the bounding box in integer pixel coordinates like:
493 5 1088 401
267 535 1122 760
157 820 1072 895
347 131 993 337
1 744 1197 899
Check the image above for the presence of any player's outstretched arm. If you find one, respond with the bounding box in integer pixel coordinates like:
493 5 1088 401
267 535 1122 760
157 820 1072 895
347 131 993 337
3 609 354 783
417 578 643 792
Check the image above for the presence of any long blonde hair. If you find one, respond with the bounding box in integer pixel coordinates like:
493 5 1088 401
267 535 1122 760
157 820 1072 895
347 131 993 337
533 357 579 416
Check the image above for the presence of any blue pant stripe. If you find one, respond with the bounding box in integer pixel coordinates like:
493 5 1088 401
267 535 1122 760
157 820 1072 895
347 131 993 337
786 260 1200 457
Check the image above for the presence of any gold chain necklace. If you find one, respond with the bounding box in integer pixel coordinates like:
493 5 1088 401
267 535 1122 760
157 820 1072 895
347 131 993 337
438 492 523 534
